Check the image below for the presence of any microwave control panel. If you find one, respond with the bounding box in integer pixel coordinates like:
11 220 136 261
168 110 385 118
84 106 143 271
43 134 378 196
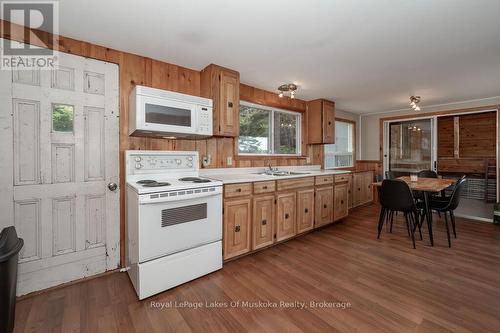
197 106 212 135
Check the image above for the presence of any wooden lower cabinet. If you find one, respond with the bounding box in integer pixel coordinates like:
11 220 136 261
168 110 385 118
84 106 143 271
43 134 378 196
297 188 315 233
334 183 349 221
223 198 251 260
252 195 275 250
315 186 334 227
352 171 374 207
276 192 297 241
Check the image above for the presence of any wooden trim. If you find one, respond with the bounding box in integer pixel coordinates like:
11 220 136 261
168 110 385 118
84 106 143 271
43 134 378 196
16 268 120 300
378 104 500 162
335 117 357 170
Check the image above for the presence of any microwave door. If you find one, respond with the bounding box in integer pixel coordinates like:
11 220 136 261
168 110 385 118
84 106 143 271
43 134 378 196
140 96 196 134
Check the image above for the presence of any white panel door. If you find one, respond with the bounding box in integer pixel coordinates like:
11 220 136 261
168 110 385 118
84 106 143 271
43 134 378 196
0 39 120 295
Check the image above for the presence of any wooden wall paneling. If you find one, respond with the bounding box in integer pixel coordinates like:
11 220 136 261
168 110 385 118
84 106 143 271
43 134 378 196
438 116 455 158
217 138 235 168
459 112 496 158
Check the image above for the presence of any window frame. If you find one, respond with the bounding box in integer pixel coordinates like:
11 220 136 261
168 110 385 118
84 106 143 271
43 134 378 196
238 101 302 156
324 118 356 169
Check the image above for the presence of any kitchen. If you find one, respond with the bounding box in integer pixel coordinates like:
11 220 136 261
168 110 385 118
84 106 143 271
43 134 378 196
1 1 500 333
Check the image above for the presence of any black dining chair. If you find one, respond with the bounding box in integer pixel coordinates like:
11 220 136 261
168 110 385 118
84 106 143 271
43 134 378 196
385 170 397 180
377 179 421 248
418 176 466 247
417 170 438 178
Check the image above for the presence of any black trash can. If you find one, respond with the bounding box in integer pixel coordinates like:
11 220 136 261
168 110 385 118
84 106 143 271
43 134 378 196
0 227 24 333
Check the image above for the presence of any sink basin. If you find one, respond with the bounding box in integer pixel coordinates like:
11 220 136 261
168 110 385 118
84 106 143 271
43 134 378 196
253 171 310 177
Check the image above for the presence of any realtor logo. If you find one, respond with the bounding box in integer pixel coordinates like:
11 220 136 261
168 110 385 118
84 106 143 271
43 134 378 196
0 1 59 69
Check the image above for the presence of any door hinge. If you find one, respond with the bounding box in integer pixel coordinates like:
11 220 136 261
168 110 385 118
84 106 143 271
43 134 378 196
274 199 277 204
274 233 277 239
222 207 224 214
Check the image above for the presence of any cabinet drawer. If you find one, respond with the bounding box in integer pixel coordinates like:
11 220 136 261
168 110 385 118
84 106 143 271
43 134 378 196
277 177 315 191
315 175 334 186
253 181 276 194
335 174 351 183
224 183 252 198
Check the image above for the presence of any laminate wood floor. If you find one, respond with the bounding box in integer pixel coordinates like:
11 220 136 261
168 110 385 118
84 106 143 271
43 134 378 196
13 205 500 333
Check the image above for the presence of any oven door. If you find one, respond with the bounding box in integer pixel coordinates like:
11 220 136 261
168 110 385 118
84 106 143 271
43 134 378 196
137 191 222 262
138 94 197 135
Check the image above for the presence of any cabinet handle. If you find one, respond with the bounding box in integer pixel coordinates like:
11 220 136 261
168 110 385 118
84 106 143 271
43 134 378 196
341 200 344 204
236 188 242 192
228 102 233 108
285 213 289 219
262 219 267 225
358 188 361 191
235 225 240 232
323 204 327 209
304 208 308 213
263 186 268 189
328 121 332 125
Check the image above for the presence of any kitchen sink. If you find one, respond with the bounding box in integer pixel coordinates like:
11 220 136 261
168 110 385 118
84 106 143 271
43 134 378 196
254 171 310 177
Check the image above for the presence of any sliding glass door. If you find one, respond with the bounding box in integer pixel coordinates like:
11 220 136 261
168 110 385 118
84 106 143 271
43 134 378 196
384 118 436 177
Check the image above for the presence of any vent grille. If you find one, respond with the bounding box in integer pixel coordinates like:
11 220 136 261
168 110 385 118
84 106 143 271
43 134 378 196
161 203 207 227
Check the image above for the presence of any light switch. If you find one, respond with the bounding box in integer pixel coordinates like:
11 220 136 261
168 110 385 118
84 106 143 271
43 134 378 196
227 156 233 166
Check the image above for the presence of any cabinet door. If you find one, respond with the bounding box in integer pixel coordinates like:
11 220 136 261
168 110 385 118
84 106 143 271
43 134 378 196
297 188 315 233
276 192 297 241
223 198 251 260
219 70 239 136
315 186 334 227
352 173 363 207
322 101 335 144
362 172 374 204
334 183 349 221
347 176 353 209
252 195 275 250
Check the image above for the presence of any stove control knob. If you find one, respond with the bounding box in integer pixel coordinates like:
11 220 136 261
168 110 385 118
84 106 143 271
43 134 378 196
187 156 193 161
187 163 193 167
176 159 181 165
134 156 142 162
135 163 143 169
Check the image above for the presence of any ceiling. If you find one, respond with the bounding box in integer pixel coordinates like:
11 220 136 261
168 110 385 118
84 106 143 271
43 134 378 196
42 1 500 112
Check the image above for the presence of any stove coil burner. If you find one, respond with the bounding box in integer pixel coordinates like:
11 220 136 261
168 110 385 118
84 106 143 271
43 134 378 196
137 180 171 187
136 179 157 184
179 177 211 183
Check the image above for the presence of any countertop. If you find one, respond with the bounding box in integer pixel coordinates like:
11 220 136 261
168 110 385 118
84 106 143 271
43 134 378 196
200 166 352 184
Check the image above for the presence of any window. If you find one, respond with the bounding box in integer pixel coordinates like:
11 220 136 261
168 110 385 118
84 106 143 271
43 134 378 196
324 120 355 168
52 104 74 132
238 102 301 155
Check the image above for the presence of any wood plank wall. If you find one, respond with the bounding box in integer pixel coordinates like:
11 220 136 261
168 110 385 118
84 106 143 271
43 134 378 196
438 111 496 174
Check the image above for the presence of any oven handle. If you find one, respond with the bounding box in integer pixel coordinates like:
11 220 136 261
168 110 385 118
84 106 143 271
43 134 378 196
138 191 222 204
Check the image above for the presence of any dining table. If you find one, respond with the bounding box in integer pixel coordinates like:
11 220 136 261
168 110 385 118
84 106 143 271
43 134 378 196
372 176 455 246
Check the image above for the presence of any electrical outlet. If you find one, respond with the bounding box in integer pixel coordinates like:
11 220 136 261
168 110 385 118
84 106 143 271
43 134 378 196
202 155 212 168
306 157 311 164
226 156 233 166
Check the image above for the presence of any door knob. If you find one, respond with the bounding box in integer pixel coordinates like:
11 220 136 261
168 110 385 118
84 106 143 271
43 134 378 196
108 182 118 191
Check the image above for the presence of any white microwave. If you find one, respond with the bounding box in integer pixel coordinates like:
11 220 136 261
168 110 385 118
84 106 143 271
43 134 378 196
129 85 213 138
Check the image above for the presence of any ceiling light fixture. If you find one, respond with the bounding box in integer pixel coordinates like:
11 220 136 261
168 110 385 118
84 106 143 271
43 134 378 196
278 83 298 98
409 96 421 111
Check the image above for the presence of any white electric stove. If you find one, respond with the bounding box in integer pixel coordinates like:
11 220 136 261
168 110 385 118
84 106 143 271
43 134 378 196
125 150 223 300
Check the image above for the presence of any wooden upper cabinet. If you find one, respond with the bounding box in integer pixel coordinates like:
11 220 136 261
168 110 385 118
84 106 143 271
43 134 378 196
315 186 334 227
276 192 297 241
297 188 315 234
307 99 335 144
223 198 251 260
200 64 240 137
252 195 275 250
